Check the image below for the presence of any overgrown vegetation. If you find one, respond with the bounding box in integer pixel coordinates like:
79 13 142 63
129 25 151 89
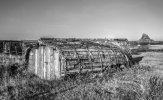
0 63 163 100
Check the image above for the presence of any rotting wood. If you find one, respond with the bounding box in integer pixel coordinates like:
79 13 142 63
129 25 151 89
26 38 133 80
86 47 94 71
74 48 82 74
35 49 38 75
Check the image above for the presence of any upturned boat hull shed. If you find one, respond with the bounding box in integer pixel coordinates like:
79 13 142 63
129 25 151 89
28 38 132 80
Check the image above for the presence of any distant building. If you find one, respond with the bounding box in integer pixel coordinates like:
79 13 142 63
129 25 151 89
0 40 38 65
139 33 154 45
0 40 25 65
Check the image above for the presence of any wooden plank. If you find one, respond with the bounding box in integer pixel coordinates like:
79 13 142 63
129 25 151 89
37 48 41 78
40 46 44 79
46 47 51 80
88 49 94 71
35 49 38 75
83 65 108 69
74 48 82 74
60 57 66 76
28 49 35 73
66 65 109 73
62 49 116 53
65 60 67 75
54 50 60 79
50 49 56 79
43 47 46 79
65 58 89 61
37 48 40 75
50 48 53 79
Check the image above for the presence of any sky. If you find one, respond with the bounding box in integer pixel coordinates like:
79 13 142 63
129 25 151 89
0 0 163 40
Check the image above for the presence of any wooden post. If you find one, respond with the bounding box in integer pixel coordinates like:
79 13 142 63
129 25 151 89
100 52 103 72
75 48 81 74
15 43 18 55
79 60 81 74
87 47 93 71
107 50 111 67
65 59 67 75
112 49 118 65
60 51 66 76
97 47 103 72
101 51 105 71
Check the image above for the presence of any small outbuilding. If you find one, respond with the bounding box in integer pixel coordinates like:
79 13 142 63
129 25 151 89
0 40 24 65
27 38 132 80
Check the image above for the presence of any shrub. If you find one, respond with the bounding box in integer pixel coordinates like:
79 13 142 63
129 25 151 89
1 63 163 100
146 76 163 100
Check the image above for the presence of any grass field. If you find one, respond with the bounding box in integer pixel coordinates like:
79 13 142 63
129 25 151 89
0 51 163 100
139 52 163 77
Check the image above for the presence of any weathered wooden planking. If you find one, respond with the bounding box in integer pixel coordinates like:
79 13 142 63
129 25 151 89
40 46 44 79
50 48 57 79
27 38 132 80
28 49 35 73
35 49 38 75
54 50 60 78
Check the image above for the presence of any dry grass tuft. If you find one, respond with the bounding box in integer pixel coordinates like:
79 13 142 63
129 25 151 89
0 63 163 100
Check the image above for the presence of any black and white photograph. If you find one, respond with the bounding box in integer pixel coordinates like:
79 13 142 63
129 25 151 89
0 0 163 100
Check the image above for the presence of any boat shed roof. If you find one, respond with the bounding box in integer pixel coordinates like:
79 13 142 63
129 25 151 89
38 38 123 51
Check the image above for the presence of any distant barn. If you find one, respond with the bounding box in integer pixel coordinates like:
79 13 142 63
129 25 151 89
0 40 38 65
27 38 132 80
0 40 24 64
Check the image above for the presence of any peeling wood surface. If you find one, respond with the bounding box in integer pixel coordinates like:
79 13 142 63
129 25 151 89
27 38 132 80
